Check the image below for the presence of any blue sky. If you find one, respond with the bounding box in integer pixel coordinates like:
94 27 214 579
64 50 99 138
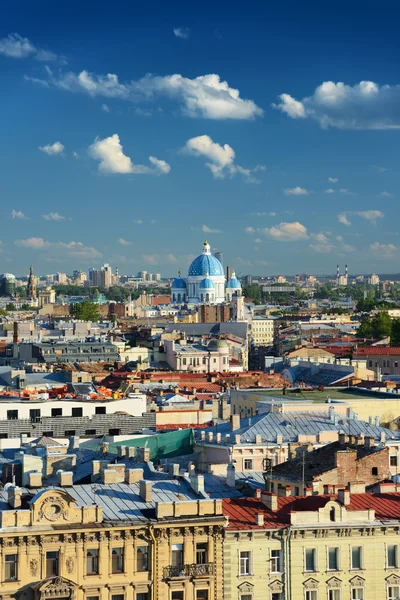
1 0 400 277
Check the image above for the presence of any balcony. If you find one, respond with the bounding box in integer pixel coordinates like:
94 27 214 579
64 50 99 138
163 563 215 579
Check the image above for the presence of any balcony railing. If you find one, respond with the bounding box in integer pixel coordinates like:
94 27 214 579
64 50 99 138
163 563 215 579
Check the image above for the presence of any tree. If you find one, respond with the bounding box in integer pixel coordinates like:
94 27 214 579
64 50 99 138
70 301 100 322
20 303 31 311
358 311 392 340
6 303 16 311
243 284 261 302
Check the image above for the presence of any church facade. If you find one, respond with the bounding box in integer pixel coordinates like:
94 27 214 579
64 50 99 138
171 241 241 304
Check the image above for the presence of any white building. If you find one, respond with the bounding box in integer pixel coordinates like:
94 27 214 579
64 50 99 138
368 274 380 285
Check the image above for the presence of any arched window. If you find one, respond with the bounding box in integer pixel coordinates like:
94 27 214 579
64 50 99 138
206 293 209 302
329 507 336 522
172 294 176 302
177 293 181 302
201 293 204 302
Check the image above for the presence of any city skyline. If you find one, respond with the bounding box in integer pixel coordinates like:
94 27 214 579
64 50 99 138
1 0 400 274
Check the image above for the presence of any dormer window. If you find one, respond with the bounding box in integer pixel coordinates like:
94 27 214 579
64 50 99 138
330 507 336 522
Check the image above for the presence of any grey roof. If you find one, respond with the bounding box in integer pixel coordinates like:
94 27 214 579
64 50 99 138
24 372 68 385
198 411 400 444
32 436 64 448
0 478 201 522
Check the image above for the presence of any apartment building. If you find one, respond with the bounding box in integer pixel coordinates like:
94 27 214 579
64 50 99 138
251 317 275 347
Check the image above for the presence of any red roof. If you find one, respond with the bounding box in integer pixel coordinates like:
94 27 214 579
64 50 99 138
223 492 400 530
354 347 400 356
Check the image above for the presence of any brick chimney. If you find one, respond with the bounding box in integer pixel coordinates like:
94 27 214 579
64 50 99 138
338 487 351 505
230 414 241 431
261 492 278 511
139 480 153 502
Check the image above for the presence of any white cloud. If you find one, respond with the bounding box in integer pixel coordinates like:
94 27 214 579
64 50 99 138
252 211 276 217
355 210 384 224
173 27 191 39
245 227 255 234
42 212 66 221
33 69 263 120
309 231 355 254
38 141 64 155
379 191 393 197
324 188 335 194
370 242 397 259
338 214 352 226
118 238 132 246
370 165 388 172
166 253 178 263
284 186 309 196
142 254 159 265
184 135 262 183
14 237 50 249
339 188 357 196
11 209 29 220
133 219 143 224
0 33 63 62
328 177 338 183
310 242 336 253
202 225 222 233
88 134 170 175
263 221 309 242
101 103 111 112
274 80 400 129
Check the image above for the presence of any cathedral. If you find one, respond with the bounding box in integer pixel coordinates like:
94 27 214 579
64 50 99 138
171 241 242 304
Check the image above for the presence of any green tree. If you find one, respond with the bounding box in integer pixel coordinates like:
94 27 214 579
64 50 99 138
243 284 261 302
358 311 392 340
6 303 16 311
20 303 31 311
70 301 100 322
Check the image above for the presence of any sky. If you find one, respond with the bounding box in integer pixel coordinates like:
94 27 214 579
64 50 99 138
1 0 400 278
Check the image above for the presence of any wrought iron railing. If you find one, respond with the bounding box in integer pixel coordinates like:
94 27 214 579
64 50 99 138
163 563 215 579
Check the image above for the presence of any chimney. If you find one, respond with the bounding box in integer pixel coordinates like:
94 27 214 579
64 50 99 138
329 406 335 422
255 434 262 445
125 468 144 484
230 414 241 431
168 464 180 477
226 463 236 488
137 447 151 462
304 488 313 496
28 471 42 488
68 436 80 451
227 266 231 281
339 432 346 446
375 416 380 427
364 435 375 449
255 488 262 499
100 442 109 455
348 481 366 494
139 480 153 502
255 513 264 526
8 486 22 509
190 474 205 495
338 487 351 506
58 471 73 487
261 492 278 511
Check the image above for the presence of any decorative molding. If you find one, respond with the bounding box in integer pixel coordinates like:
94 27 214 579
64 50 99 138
349 575 365 587
269 579 284 593
327 577 342 589
303 578 319 590
386 574 400 585
238 582 254 593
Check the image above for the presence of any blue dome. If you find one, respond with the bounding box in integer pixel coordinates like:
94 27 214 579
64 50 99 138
188 242 224 277
199 277 215 289
226 271 241 289
172 275 187 289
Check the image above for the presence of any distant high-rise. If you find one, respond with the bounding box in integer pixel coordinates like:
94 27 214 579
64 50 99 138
88 264 112 288
214 252 223 267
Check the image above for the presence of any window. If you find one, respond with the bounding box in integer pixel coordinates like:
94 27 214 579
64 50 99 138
388 545 398 568
46 551 59 577
388 587 400 600
196 591 209 600
95 406 106 415
64 430 75 437
272 594 282 600
112 548 124 573
330 507 336 522
372 467 378 476
86 549 99 575
29 409 41 422
196 543 208 564
87 597 99 600
329 592 341 600
7 410 18 420
305 548 316 572
305 592 317 600
295 486 300 496
137 546 149 571
171 593 184 600
351 546 362 570
85 429 96 435
111 596 124 600
328 547 339 571
137 594 150 600
239 551 251 575
72 407 83 417
243 459 254 470
271 549 281 573
241 596 252 600
395 362 399 368
51 407 62 417
4 554 17 581
391 456 398 467
352 589 364 600
172 544 183 568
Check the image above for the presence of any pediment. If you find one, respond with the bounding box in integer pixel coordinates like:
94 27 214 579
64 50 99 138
238 582 254 593
303 578 319 590
386 574 400 585
327 577 342 589
27 489 102 526
349 576 365 587
33 577 77 600
269 579 284 593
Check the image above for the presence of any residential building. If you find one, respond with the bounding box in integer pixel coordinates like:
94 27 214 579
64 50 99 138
164 339 231 373
368 273 380 285
353 347 400 377
8 340 120 364
251 317 275 347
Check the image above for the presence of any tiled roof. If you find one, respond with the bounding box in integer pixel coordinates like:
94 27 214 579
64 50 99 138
354 347 400 356
223 492 400 530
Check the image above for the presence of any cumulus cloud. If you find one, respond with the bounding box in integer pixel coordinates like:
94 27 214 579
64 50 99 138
42 212 66 221
142 254 159 265
379 191 393 197
325 188 335 194
118 238 132 246
202 225 222 233
284 186 309 196
173 27 191 39
133 219 143 224
11 209 29 220
309 232 355 254
14 237 50 249
101 103 111 112
29 68 263 120
338 210 384 226
0 33 63 62
370 242 397 259
184 135 263 182
263 221 309 242
273 80 400 129
328 177 338 183
38 141 64 155
88 134 170 175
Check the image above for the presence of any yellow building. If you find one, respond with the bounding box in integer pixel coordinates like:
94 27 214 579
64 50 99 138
0 467 225 600
251 317 275 347
223 482 400 600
